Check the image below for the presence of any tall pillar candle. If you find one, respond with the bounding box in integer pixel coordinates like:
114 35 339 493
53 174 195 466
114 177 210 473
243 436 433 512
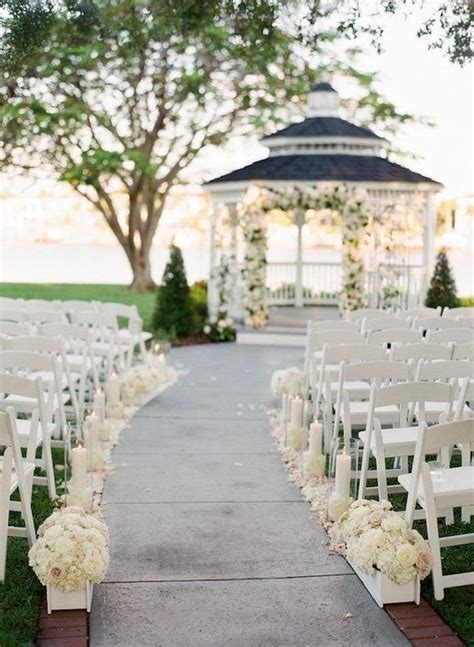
335 446 351 498
93 389 105 423
71 443 88 491
106 372 120 407
309 422 323 457
290 396 303 429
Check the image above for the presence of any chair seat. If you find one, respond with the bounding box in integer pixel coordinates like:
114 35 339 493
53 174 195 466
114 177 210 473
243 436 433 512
348 401 400 425
325 380 371 398
398 467 474 507
419 401 470 424
5 391 69 410
359 425 420 457
28 370 69 389
63 354 102 372
15 418 55 444
118 329 152 343
0 459 35 494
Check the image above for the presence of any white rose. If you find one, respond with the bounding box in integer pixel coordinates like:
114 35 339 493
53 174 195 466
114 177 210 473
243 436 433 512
396 542 417 567
327 493 352 522
381 514 406 533
203 325 211 334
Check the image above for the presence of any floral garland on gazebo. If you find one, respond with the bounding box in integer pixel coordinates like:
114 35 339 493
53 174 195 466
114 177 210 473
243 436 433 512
239 184 370 327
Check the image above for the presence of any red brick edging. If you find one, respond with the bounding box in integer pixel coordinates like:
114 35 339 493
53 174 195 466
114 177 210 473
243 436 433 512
386 598 464 646
35 597 88 646
35 589 463 646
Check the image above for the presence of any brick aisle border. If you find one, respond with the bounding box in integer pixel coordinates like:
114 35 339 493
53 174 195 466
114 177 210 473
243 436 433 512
36 597 88 647
386 599 464 646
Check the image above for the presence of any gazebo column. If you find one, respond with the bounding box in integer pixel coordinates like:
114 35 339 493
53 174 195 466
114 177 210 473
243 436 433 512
227 204 244 322
295 209 305 307
422 192 436 298
208 200 219 317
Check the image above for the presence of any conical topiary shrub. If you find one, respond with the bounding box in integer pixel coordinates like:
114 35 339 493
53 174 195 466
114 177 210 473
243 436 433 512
425 248 460 310
152 245 195 337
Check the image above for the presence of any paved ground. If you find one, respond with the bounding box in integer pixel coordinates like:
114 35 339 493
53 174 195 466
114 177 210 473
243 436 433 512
90 344 408 647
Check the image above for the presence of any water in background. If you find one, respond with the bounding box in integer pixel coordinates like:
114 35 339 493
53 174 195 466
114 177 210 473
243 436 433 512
1 242 472 295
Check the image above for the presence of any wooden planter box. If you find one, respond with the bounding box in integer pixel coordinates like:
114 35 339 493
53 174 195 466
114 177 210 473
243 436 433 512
348 558 420 607
47 582 93 613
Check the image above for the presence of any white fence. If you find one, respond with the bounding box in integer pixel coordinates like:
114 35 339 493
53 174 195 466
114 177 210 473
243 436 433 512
266 262 424 308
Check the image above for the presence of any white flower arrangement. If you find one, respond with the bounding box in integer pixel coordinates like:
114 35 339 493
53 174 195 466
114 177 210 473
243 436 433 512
329 499 432 584
121 364 164 405
29 507 109 592
240 184 371 319
270 367 304 396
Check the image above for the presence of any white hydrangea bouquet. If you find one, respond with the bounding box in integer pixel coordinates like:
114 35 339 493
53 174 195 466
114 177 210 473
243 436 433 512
330 499 432 585
270 367 304 397
29 506 109 594
121 364 163 405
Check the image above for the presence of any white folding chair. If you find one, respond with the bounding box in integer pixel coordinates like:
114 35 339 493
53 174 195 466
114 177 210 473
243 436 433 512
399 419 474 600
333 360 411 446
100 302 151 366
362 317 411 335
415 360 474 423
38 322 100 409
0 297 25 309
428 328 474 345
443 306 474 319
367 329 423 346
314 343 387 435
304 328 365 395
416 317 465 332
0 407 37 582
0 310 28 324
72 311 124 372
358 381 453 500
26 310 67 325
401 307 441 320
307 319 358 333
452 342 474 361
346 309 393 324
24 299 63 312
0 335 80 429
390 342 453 363
62 300 99 318
0 321 31 338
455 378 474 421
0 353 59 498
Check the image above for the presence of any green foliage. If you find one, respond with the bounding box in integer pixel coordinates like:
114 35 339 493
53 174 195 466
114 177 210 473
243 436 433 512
461 296 474 307
191 280 209 332
425 248 460 310
152 245 195 337
204 312 237 343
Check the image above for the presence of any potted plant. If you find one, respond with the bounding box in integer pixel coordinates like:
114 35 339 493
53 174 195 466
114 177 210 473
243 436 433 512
330 499 432 607
29 506 109 613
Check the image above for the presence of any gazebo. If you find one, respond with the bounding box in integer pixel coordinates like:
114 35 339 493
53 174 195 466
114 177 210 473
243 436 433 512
204 82 442 322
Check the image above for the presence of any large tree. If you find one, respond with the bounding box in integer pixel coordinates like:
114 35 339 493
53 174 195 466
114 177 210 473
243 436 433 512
0 0 418 290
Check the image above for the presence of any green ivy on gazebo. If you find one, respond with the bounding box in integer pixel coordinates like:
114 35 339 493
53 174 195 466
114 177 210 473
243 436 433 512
239 184 370 327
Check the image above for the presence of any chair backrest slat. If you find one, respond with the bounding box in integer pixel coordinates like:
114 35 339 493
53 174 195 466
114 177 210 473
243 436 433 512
428 328 474 344
391 343 453 362
368 329 423 345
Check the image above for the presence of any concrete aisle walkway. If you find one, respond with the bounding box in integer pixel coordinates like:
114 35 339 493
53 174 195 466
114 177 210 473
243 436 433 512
90 344 408 647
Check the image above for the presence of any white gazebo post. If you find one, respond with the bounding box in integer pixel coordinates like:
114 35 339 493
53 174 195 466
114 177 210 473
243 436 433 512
422 192 437 297
295 209 305 307
227 203 244 320
208 199 219 317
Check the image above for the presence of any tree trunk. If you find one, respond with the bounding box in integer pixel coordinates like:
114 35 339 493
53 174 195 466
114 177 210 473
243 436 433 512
128 249 156 292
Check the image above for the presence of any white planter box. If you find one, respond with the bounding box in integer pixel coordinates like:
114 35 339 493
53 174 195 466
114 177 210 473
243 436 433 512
348 558 420 607
47 582 93 613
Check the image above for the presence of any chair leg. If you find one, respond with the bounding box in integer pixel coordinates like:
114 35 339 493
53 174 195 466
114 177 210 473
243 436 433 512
425 501 445 601
17 473 36 547
358 442 370 499
41 434 57 499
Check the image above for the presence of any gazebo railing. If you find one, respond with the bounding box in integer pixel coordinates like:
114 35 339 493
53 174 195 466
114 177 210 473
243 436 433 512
266 261 424 307
267 261 341 305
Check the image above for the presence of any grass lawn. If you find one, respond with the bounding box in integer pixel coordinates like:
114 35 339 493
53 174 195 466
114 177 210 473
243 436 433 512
0 449 63 647
0 283 156 330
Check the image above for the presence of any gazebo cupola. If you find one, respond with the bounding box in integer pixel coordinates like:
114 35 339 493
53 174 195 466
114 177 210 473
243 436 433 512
262 82 389 159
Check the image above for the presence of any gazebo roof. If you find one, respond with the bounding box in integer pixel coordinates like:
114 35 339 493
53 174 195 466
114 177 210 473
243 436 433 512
205 154 441 185
262 116 383 142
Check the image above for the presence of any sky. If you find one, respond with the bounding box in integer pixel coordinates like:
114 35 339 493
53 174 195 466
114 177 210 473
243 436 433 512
192 5 473 199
